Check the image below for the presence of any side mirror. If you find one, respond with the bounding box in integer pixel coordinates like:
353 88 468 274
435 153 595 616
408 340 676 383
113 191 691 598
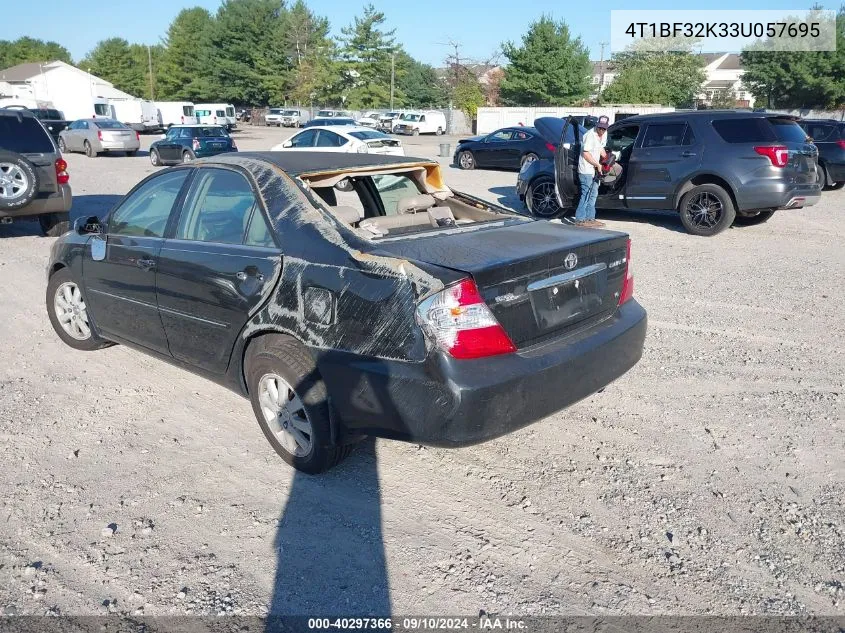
282 140 292 148
75 216 103 235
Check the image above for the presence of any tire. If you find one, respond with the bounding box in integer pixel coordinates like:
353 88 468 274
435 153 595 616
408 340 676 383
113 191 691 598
57 137 68 153
0 151 38 210
436 127 443 136
526 178 562 218
678 183 736 237
84 141 97 158
733 209 776 226
126 150 137 157
520 153 539 169
412 129 419 136
182 150 194 163
829 181 845 191
150 149 161 166
38 212 70 237
245 335 355 474
46 268 112 351
457 151 475 170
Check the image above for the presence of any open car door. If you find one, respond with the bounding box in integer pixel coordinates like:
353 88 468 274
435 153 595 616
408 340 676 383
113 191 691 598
534 117 582 210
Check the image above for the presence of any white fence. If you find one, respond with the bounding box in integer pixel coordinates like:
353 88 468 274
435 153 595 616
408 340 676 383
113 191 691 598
476 105 676 134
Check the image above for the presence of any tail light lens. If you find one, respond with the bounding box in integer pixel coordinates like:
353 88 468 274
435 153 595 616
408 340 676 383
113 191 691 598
545 142 556 152
754 145 789 167
617 239 634 306
97 130 103 141
135 131 140 141
55 158 69 185
230 139 237 150
192 138 201 151
837 140 845 149
416 278 516 360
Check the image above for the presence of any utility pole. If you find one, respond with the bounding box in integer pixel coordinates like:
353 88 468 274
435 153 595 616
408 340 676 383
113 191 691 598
598 41 608 94
390 52 395 110
147 45 154 100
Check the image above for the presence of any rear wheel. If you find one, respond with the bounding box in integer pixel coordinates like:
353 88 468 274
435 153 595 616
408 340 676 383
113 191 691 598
150 149 161 166
821 164 844 190
38 212 69 237
412 128 419 136
526 178 562 218
84 141 97 158
46 268 112 351
245 335 355 474
458 151 475 170
57 137 67 153
734 209 776 226
678 184 736 236
435 127 443 136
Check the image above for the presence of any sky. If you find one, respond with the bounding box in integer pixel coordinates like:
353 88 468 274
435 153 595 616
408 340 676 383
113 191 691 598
2 0 839 66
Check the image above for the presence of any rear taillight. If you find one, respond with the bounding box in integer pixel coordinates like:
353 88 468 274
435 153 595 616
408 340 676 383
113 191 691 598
135 131 140 141
97 130 103 141
837 140 845 150
192 138 200 151
230 140 237 150
416 278 516 360
617 239 634 306
55 158 69 185
754 145 789 167
545 142 556 152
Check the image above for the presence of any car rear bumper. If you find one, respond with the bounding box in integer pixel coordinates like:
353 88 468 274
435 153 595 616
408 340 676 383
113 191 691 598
0 184 72 218
738 180 822 211
100 140 140 152
317 300 647 447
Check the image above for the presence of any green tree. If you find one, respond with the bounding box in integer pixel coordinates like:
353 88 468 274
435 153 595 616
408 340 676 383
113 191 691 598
710 88 738 109
396 52 446 108
499 16 591 106
740 8 845 108
276 0 338 106
339 4 396 109
453 71 485 120
156 7 217 101
80 38 147 96
601 50 705 106
0 37 73 68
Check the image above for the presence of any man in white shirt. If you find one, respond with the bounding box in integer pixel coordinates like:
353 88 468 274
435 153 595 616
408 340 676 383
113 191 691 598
573 115 609 228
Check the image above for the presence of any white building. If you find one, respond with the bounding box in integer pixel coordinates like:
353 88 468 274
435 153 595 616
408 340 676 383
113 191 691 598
0 59 139 120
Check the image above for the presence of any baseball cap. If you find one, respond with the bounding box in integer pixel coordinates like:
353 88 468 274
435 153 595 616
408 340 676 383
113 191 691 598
596 115 610 129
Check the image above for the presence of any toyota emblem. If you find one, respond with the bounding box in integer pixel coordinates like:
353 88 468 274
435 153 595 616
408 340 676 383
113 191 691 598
564 253 578 270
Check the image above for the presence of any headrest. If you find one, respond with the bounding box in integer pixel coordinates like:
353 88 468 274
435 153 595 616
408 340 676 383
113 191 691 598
397 194 435 214
333 205 361 225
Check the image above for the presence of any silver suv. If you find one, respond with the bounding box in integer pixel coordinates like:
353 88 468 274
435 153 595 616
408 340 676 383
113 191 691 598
0 108 72 236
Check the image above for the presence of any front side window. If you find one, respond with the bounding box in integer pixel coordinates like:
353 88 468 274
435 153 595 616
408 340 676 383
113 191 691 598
165 128 180 140
372 174 421 216
226 107 235 117
176 168 257 244
642 123 687 148
109 170 189 237
607 126 639 152
290 130 317 147
489 130 512 142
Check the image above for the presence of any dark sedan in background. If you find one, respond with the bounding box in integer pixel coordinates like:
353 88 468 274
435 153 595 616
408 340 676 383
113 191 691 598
799 118 845 190
303 117 356 128
149 124 237 165
454 127 554 171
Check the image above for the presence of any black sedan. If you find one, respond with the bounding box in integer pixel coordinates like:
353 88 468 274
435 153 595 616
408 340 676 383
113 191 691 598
799 118 845 190
46 152 646 473
149 124 237 166
303 117 356 128
454 126 554 170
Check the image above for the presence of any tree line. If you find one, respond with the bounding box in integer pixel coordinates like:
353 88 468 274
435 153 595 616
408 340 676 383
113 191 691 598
2 5 843 113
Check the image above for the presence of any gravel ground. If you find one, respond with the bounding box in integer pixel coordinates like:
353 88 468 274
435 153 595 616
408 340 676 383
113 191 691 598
0 126 843 617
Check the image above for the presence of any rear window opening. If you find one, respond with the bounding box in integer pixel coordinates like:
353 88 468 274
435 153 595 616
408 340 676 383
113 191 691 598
300 167 518 240
95 120 129 129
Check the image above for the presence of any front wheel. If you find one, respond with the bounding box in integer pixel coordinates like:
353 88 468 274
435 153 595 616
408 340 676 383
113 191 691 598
150 149 161 166
412 128 419 136
526 179 562 218
84 141 97 158
58 137 67 153
46 268 112 351
458 151 475 170
678 184 736 236
435 127 443 136
734 209 776 226
245 335 355 474
182 150 194 163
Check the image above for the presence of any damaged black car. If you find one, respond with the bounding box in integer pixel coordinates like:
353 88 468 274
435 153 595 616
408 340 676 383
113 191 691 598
45 152 647 473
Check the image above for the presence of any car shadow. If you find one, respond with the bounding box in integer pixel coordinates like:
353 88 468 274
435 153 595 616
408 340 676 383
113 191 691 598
596 207 687 234
0 194 121 239
488 186 525 212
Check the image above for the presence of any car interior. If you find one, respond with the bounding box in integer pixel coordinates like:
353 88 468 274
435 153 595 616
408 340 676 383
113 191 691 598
300 167 508 238
599 124 640 194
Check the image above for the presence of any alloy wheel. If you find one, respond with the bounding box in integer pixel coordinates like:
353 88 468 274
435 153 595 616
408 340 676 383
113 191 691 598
53 282 91 341
530 181 561 217
257 373 313 458
459 152 474 169
0 162 28 200
685 192 723 229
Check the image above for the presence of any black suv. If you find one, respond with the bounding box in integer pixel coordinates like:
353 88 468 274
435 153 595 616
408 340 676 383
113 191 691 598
799 118 845 190
518 111 821 236
0 108 72 236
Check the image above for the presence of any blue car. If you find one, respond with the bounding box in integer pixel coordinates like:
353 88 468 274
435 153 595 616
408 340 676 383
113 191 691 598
302 117 356 128
150 125 237 166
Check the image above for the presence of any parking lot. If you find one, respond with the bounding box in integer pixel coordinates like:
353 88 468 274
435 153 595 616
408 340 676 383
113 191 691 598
1 124 843 616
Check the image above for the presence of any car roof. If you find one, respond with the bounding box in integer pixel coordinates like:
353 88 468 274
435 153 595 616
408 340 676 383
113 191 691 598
0 108 37 119
616 110 800 124
199 151 428 176
171 124 226 128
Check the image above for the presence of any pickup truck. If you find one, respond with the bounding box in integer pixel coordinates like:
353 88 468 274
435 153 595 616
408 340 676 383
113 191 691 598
27 108 71 140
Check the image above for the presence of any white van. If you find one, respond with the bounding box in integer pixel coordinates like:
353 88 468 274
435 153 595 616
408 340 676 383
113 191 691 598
108 98 160 132
395 110 447 135
47 96 110 122
156 101 197 128
195 103 237 130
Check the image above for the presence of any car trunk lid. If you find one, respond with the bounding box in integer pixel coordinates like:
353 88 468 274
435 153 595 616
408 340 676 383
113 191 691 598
373 220 629 348
100 128 134 142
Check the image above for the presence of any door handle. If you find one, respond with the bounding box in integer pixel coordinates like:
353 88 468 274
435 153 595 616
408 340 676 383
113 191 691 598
681 151 697 157
137 258 156 270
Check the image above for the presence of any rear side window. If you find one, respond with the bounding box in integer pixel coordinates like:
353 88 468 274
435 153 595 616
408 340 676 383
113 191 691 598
94 103 110 116
769 118 808 143
182 105 194 116
0 115 54 153
216 110 226 117
176 168 257 244
801 123 834 141
315 131 346 147
642 123 686 147
712 118 776 143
